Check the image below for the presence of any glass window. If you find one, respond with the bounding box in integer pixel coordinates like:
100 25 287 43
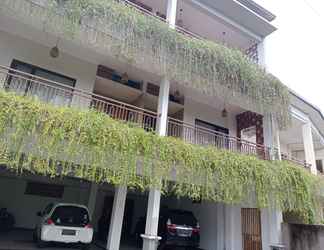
165 210 197 227
51 205 90 227
7 60 76 106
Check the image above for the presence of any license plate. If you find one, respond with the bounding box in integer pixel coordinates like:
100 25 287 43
62 229 76 236
176 228 191 237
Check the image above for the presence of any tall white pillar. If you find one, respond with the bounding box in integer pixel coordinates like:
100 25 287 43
87 183 98 218
156 77 170 136
257 38 267 69
261 209 283 249
142 78 170 250
166 0 178 29
263 114 273 158
224 205 241 250
216 203 225 250
142 189 162 250
106 186 127 250
302 122 317 174
275 130 282 160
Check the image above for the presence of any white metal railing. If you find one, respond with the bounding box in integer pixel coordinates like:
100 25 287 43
0 64 311 168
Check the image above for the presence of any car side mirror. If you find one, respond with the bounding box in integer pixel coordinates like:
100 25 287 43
36 211 42 217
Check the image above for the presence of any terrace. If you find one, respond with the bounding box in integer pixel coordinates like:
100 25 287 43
0 64 311 170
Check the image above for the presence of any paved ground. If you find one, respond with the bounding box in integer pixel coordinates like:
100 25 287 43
0 230 139 250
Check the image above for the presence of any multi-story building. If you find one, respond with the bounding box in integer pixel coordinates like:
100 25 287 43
0 0 323 250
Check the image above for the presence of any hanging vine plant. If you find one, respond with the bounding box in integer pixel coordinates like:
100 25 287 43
0 91 322 224
2 0 291 128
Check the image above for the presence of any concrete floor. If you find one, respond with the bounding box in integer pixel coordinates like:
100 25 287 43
0 229 139 250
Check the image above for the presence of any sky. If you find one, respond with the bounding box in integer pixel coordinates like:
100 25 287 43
254 0 324 112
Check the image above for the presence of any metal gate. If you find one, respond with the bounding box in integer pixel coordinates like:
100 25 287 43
241 208 262 250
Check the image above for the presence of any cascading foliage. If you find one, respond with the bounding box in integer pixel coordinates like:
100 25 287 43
0 91 322 224
2 0 291 128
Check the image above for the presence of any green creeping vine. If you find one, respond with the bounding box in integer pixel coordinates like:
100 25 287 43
6 0 290 128
0 91 321 223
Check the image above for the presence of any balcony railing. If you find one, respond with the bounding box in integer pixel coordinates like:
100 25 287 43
0 65 308 166
281 154 312 169
167 118 272 160
0 65 158 131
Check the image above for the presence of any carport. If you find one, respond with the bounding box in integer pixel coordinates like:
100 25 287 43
0 164 225 250
0 167 147 250
0 165 279 250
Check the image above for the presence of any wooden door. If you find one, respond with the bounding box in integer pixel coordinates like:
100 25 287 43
241 208 262 250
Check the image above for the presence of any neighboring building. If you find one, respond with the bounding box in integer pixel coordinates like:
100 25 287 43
0 1 322 250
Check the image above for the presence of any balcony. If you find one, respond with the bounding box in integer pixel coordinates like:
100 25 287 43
120 0 259 63
0 64 311 170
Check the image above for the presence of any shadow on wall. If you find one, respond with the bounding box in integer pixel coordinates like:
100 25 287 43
282 223 324 250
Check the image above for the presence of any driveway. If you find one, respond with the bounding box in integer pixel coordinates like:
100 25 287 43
0 229 140 250
0 229 101 250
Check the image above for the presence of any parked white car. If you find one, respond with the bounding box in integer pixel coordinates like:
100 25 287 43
33 203 93 249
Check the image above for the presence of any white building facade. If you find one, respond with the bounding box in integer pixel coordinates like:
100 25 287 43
0 1 322 250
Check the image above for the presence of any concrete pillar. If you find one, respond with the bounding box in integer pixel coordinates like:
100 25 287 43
302 122 317 174
263 114 273 156
224 205 241 250
166 0 178 29
261 209 283 249
142 189 162 250
156 77 170 136
87 183 98 218
216 203 225 250
142 77 170 250
257 38 267 68
106 186 127 250
275 129 282 160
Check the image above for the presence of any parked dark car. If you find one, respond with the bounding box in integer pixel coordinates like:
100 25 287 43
158 209 200 249
135 209 200 250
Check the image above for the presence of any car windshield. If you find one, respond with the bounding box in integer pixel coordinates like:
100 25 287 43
51 205 89 227
167 210 197 227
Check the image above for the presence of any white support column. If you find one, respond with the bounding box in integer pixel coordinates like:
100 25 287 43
142 77 170 250
261 209 283 249
106 186 127 250
216 203 225 250
263 114 276 160
262 115 284 249
156 77 170 136
166 0 178 29
142 189 162 250
302 122 317 174
275 130 282 161
257 38 267 69
224 205 241 250
87 183 98 218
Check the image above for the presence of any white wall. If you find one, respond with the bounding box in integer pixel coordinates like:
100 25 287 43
183 97 237 137
0 171 90 229
0 30 97 100
280 142 291 156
